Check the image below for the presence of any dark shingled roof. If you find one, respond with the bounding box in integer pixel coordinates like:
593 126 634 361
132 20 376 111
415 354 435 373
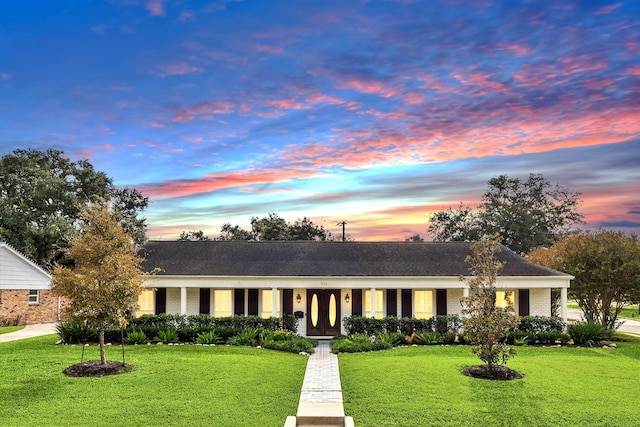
140 241 569 278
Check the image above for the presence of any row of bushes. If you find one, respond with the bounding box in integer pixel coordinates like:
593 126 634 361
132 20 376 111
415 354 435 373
0 315 22 327
330 330 468 353
343 315 464 336
55 314 315 354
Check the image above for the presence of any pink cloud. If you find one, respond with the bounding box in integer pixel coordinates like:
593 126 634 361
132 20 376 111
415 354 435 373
0 73 10 81
337 79 397 98
155 62 204 77
179 10 194 21
593 3 621 15
172 101 235 122
146 0 165 16
627 66 640 75
255 44 284 55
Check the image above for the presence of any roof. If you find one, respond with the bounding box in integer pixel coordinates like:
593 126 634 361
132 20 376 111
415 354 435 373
140 240 570 278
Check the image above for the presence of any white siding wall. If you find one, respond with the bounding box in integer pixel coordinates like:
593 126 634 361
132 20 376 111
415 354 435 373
0 245 51 290
293 289 307 337
529 288 551 316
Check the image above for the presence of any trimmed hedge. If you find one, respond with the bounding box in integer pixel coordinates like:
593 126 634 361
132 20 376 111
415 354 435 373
343 315 463 336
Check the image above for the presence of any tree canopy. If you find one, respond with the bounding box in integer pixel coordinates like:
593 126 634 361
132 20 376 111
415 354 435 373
528 230 640 329
428 174 583 254
51 200 146 366
178 213 331 241
0 149 148 268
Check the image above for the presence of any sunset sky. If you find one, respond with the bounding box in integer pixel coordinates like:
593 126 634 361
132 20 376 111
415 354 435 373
1 0 638 241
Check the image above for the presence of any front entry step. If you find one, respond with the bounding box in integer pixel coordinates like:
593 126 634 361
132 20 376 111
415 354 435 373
284 415 355 427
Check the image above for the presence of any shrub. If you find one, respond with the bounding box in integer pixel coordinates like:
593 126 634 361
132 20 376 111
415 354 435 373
440 331 457 344
535 330 571 345
125 329 148 345
0 315 23 327
517 316 565 333
330 334 392 353
261 335 316 354
378 332 406 346
56 321 99 344
228 328 260 346
411 332 441 345
568 321 610 346
196 330 222 344
154 329 179 344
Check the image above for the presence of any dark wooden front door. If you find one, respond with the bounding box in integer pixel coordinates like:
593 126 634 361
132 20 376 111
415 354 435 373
306 289 341 336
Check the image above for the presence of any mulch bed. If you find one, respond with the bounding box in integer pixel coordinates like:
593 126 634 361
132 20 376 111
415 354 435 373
63 360 132 377
461 364 524 381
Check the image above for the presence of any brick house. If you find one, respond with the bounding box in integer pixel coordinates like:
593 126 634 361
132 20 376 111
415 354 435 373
0 242 60 325
139 241 572 337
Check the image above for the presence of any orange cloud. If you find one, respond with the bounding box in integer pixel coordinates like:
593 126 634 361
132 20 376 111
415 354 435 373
172 101 234 122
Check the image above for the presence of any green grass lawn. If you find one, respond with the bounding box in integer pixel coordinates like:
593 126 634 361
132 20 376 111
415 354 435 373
0 335 307 427
567 302 639 320
340 341 640 427
0 325 25 334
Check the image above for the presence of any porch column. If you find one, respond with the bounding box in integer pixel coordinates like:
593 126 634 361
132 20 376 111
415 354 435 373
561 287 568 326
180 287 187 315
369 288 376 318
272 287 278 317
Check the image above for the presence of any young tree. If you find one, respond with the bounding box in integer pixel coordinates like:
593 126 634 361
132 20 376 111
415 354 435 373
0 149 148 268
52 201 146 366
528 230 640 329
461 237 519 373
428 174 583 254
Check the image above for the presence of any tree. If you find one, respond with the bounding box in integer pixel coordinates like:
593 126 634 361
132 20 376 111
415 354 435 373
461 237 519 374
428 174 583 254
52 200 146 367
528 230 640 329
214 213 329 241
0 149 148 268
217 223 254 241
178 230 211 241
405 234 425 242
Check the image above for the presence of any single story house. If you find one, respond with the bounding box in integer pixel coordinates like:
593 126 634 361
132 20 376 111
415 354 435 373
139 240 572 337
0 242 60 324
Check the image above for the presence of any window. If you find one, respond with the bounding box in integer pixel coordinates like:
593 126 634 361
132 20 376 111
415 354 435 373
29 289 39 304
414 290 433 319
214 290 233 317
364 289 384 319
261 289 280 318
136 289 155 316
496 291 514 309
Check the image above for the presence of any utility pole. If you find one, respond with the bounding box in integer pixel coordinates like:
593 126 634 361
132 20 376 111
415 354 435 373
337 221 347 242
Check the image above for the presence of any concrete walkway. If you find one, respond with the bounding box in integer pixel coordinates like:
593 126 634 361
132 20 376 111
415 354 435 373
285 341 354 427
567 308 640 335
0 322 58 343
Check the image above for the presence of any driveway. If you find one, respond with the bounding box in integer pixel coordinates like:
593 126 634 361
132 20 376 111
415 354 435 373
567 308 640 335
0 323 58 343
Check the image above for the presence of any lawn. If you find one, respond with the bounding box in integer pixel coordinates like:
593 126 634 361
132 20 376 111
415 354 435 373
0 335 307 426
568 302 639 320
340 340 640 427
0 325 25 334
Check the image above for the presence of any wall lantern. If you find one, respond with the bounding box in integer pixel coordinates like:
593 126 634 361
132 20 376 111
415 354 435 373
296 293 302 303
345 293 350 303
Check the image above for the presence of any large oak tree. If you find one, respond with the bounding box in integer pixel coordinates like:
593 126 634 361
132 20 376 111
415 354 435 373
428 174 583 254
0 149 148 268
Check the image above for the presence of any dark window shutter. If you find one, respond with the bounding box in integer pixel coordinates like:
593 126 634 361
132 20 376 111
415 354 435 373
518 289 530 316
155 288 167 314
234 289 245 315
401 289 412 318
436 289 447 315
386 289 398 316
199 288 211 314
282 289 293 315
248 289 259 316
351 289 362 316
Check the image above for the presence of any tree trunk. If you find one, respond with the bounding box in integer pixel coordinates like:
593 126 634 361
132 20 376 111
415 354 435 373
99 325 106 366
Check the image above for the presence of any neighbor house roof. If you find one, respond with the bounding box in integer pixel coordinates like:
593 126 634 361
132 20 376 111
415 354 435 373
140 241 569 278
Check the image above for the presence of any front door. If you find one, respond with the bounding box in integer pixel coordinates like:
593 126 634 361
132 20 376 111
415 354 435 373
306 289 341 336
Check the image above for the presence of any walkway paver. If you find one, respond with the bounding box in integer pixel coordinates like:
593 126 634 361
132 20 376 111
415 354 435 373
285 340 354 427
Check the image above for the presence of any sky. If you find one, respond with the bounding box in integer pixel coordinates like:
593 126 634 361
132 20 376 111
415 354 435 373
1 0 639 241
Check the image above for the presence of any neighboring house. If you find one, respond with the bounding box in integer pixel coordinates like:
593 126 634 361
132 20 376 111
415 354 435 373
139 240 572 337
0 242 59 324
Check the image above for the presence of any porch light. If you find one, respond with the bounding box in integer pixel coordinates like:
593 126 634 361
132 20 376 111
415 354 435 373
296 293 302 303
345 293 350 303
